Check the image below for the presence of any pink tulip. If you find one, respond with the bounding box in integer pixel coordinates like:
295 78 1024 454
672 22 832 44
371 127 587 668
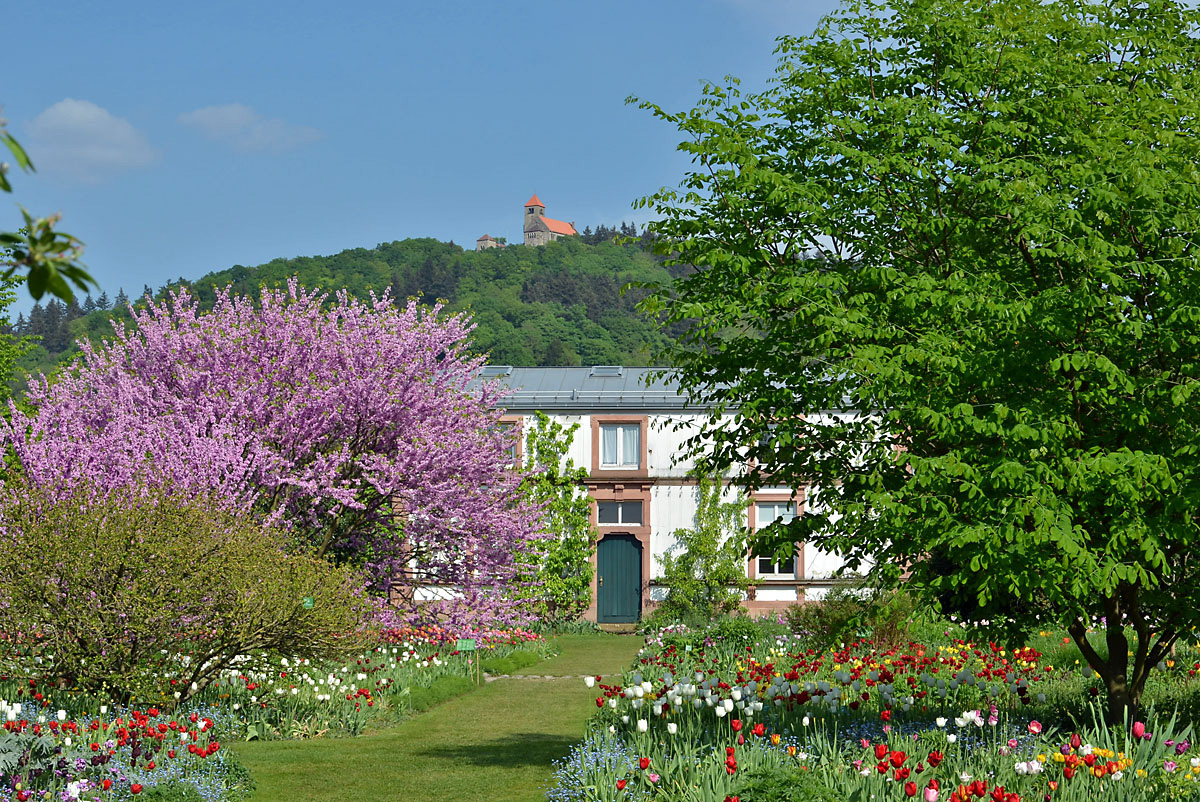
924 788 939 802
1028 720 1042 735
1132 721 1146 739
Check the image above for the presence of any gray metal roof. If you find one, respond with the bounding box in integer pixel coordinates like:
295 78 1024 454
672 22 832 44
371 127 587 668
477 366 716 412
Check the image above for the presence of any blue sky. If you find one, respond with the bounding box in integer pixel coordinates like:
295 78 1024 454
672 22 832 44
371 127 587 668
6 0 840 309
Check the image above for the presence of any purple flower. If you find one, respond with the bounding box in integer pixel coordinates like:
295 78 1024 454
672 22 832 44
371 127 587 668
1164 760 1178 773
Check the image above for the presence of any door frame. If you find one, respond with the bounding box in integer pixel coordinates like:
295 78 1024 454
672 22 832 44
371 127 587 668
586 483 651 622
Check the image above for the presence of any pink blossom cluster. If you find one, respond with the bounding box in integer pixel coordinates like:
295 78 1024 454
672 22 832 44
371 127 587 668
4 280 545 625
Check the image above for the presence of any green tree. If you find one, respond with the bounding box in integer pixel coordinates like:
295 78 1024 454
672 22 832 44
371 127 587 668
634 0 1200 723
0 111 97 301
0 277 33 403
655 476 750 621
518 412 596 624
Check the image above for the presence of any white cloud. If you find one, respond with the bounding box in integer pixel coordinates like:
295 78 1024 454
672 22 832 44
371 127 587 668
178 104 323 153
25 99 159 183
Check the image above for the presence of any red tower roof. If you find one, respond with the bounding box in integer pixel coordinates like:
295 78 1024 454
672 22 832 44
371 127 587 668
525 193 545 208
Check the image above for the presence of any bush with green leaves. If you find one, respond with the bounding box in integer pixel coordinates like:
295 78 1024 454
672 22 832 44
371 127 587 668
0 482 372 705
654 476 751 621
517 411 595 625
786 585 935 648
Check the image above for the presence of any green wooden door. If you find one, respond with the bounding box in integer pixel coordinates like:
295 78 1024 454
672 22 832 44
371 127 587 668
597 534 641 623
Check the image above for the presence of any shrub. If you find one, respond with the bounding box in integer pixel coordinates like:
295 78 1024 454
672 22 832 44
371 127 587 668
655 475 750 621
0 482 372 705
786 585 933 648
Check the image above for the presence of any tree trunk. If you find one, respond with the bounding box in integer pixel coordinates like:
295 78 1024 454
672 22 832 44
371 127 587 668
1106 677 1139 728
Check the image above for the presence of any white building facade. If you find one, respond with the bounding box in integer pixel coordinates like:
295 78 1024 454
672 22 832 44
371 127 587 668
487 366 853 623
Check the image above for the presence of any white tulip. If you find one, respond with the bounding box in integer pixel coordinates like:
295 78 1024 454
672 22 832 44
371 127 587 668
947 734 957 744
714 706 727 718
637 719 648 733
584 676 595 688
667 723 677 735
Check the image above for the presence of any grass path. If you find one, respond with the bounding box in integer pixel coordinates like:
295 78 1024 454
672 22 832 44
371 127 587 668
234 633 641 802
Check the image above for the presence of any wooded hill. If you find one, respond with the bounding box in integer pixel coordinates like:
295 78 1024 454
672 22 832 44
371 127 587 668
11 230 680 383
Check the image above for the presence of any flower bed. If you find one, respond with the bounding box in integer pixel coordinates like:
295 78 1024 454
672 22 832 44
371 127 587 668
548 621 1200 801
0 627 548 800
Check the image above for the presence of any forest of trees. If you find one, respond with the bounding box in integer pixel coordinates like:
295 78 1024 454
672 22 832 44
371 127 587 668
8 227 687 387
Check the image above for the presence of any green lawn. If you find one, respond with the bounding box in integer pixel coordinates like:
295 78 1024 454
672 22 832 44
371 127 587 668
512 632 642 677
234 633 641 802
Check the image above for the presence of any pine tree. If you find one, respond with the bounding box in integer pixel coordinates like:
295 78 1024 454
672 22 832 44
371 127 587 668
96 291 111 310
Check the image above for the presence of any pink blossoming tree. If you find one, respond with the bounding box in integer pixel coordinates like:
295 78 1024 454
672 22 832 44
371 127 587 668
4 280 544 627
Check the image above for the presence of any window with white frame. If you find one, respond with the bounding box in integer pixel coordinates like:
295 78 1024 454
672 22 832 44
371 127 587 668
599 423 640 468
753 501 797 577
597 500 642 526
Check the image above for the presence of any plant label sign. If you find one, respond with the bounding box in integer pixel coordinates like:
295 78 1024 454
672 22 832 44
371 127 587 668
456 638 476 651
301 596 314 609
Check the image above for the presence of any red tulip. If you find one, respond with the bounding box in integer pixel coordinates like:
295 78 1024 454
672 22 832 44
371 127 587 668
875 743 890 760
731 719 742 732
131 785 143 795
616 779 627 790
905 781 918 797
639 757 650 770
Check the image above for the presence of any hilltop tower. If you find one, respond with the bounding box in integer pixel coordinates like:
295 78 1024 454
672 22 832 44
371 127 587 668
523 194 577 246
524 194 546 231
